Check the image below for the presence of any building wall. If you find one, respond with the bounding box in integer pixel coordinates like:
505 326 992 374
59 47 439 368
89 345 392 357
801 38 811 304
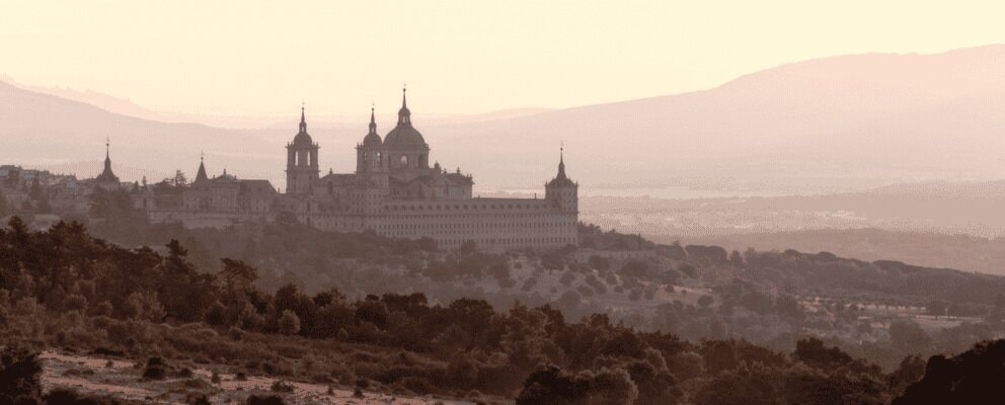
143 192 578 251
368 198 578 251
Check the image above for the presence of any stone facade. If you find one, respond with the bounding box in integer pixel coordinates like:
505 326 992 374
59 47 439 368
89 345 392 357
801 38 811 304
139 90 579 251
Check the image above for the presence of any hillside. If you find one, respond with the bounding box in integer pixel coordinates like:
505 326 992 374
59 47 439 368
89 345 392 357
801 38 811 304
426 44 1005 193
658 228 1005 276
1 217 956 404
0 80 281 182
4 45 1005 195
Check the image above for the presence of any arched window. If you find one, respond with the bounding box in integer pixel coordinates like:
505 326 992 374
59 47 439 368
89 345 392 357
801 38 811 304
400 155 409 168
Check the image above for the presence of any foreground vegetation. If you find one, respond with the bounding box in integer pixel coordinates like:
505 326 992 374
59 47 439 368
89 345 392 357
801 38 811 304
4 217 1005 403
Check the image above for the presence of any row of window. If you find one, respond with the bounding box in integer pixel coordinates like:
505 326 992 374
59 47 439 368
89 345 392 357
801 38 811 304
382 214 575 221
384 201 553 212
434 237 576 247
379 221 574 231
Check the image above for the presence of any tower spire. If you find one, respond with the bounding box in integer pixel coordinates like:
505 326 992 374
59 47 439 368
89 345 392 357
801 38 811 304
96 137 119 183
299 102 307 133
558 143 566 178
369 103 377 133
397 85 411 125
195 151 208 183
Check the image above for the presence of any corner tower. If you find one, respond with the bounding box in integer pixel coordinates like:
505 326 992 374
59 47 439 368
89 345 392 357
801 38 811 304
356 106 385 174
545 147 578 213
95 137 120 185
194 152 208 183
286 106 320 194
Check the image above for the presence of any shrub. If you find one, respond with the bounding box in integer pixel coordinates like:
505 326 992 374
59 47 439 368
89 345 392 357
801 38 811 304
270 380 295 393
189 394 212 405
0 345 42 401
247 395 286 405
521 277 538 292
559 271 576 286
142 365 168 380
62 368 95 376
278 310 301 335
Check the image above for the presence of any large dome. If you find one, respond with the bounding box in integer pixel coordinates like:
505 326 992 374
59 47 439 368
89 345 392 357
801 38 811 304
383 124 426 147
384 87 427 148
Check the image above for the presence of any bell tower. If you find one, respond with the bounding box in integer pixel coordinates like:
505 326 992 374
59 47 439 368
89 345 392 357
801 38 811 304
545 146 578 213
286 105 320 194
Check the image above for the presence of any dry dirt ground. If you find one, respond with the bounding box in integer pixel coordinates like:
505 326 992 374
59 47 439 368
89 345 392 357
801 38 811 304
40 351 476 405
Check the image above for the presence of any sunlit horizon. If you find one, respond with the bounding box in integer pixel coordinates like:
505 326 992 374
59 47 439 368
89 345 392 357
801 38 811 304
2 1 1003 120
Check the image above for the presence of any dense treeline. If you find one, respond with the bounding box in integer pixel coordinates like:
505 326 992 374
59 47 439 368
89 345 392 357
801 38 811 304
80 195 1005 375
740 249 1005 311
0 217 981 403
87 190 1005 315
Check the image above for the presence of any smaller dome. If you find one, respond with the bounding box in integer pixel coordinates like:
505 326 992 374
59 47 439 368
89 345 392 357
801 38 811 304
293 131 314 145
361 107 382 147
292 106 313 145
362 132 382 147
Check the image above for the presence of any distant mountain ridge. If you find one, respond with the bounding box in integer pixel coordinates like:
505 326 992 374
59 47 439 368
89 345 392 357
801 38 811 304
3 45 1005 194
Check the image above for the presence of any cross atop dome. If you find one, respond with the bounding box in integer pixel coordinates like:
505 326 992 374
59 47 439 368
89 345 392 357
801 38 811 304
299 103 307 134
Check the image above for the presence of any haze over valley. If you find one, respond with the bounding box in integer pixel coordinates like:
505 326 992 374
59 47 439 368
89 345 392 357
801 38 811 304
6 45 1005 272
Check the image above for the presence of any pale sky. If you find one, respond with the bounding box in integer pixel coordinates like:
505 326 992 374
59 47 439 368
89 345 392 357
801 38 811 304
1 1 1003 118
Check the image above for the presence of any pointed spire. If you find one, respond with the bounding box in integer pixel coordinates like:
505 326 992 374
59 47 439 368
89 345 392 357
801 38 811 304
299 102 307 133
97 137 119 183
369 103 377 134
397 85 411 125
103 137 112 170
558 143 566 178
195 152 208 183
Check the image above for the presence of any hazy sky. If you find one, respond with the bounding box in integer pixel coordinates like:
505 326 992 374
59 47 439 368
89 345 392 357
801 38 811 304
2 1 1002 117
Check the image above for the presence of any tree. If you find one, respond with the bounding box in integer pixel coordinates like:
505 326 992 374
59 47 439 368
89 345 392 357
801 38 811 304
0 188 9 217
728 250 744 267
0 345 43 403
172 170 188 187
620 260 649 278
156 240 217 321
541 250 566 271
589 255 611 271
279 310 301 335
692 367 780 405
460 240 478 255
893 340 1005 405
888 355 926 396
220 258 259 299
516 365 586 405
793 338 855 371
